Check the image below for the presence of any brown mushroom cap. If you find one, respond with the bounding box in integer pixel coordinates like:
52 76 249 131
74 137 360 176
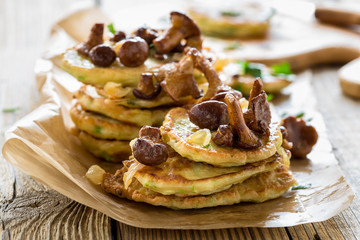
188 100 229 130
110 31 126 42
134 27 159 45
132 126 168 166
281 116 318 158
89 44 116 67
153 12 201 54
118 37 149 67
139 126 162 142
77 23 104 57
132 138 168 166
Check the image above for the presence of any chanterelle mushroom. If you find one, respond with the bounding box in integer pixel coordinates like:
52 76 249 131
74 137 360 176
132 126 168 166
225 93 261 149
133 73 161 100
185 47 223 100
212 125 234 147
281 116 318 158
153 12 201 54
77 23 104 57
244 78 271 135
159 54 202 102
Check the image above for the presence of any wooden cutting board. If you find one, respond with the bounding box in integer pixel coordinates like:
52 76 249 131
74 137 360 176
314 2 360 98
203 1 360 72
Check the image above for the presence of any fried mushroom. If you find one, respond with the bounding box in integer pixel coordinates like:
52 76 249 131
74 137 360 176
244 78 271 135
134 27 159 45
110 31 126 42
77 23 104 57
132 126 168 166
89 44 116 67
225 93 261 149
117 37 149 67
281 116 318 158
153 12 201 54
159 55 202 102
133 73 161 100
185 47 222 100
280 126 293 150
212 125 234 147
210 86 243 102
188 100 229 130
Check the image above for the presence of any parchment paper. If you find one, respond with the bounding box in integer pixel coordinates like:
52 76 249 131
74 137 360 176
1 8 354 229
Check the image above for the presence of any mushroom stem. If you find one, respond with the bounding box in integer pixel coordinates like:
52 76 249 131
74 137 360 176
225 93 261 148
77 23 104 57
185 47 222 100
133 73 161 100
153 28 186 53
248 78 263 106
153 12 201 54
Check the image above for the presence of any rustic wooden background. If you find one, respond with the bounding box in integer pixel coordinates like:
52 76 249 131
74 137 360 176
1 0 360 239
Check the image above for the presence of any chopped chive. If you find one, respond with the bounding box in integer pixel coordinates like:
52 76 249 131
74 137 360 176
296 112 305 118
203 144 211 148
237 60 249 75
224 42 241 51
291 183 311 190
78 75 85 81
307 118 313 122
94 126 102 134
221 11 241 17
246 64 262 78
2 107 20 113
266 94 274 102
271 62 293 75
107 23 116 34
149 43 154 49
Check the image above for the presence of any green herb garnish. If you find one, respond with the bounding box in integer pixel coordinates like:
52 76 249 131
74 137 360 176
296 112 305 118
203 144 211 148
149 43 154 49
78 75 85 81
266 94 274 102
271 62 293 75
291 184 311 190
237 60 263 78
281 112 288 118
94 126 102 134
107 23 116 34
224 42 241 51
221 11 241 17
2 107 20 113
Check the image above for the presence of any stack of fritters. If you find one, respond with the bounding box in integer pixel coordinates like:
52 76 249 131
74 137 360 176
62 12 209 162
69 84 175 162
100 80 296 209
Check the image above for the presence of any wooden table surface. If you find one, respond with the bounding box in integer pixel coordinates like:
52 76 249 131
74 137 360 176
1 0 360 239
